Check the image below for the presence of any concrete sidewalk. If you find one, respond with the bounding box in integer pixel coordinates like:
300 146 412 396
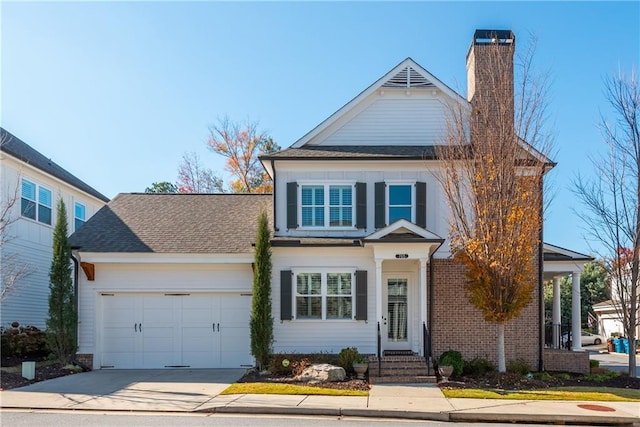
1 369 639 425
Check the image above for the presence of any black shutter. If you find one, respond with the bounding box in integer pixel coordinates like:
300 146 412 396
374 182 386 228
286 182 298 229
355 182 367 229
280 270 293 320
416 181 426 228
355 270 367 321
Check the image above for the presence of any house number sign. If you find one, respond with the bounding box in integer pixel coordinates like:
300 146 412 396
395 254 409 259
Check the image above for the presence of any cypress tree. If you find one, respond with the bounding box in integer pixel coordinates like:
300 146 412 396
46 198 77 365
250 210 273 370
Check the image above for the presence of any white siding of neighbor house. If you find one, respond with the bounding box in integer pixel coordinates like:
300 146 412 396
273 161 452 257
76 261 253 357
0 156 106 329
271 247 377 354
309 90 449 146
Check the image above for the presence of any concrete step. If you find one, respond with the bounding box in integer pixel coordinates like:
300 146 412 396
369 375 437 384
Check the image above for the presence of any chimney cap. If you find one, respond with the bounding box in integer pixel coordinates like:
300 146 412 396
472 29 515 45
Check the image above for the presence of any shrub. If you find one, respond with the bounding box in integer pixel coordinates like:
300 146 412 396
555 372 571 380
439 350 464 377
0 323 49 358
463 357 495 375
338 347 360 375
533 371 552 381
589 359 600 368
583 370 618 382
506 358 530 375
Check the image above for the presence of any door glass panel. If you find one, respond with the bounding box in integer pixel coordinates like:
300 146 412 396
387 279 408 342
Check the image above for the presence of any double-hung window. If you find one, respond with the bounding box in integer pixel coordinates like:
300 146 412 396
300 183 354 228
74 202 86 230
294 270 355 320
21 179 52 225
388 184 413 223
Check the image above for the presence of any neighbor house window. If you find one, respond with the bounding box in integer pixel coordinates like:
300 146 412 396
388 184 412 223
75 202 86 230
300 183 354 228
21 179 52 225
294 270 355 320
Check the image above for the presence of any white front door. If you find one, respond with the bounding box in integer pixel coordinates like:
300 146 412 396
383 276 411 350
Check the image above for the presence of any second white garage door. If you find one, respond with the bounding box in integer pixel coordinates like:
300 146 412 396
100 293 252 369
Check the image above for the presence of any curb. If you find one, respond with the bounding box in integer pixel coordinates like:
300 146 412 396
449 412 640 426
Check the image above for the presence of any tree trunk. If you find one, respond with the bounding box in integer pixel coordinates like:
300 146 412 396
497 322 506 373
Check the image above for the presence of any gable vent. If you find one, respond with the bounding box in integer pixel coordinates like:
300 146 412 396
383 66 434 88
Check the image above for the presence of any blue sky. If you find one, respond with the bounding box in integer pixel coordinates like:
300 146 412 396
2 1 639 256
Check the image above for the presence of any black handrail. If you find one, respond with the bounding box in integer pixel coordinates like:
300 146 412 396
423 321 430 371
377 321 381 375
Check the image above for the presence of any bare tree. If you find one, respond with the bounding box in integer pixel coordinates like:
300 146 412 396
207 116 280 194
437 32 553 372
176 151 224 193
0 135 33 301
574 69 639 377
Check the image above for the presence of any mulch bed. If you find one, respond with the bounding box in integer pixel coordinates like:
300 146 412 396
238 369 371 392
0 355 82 391
440 371 640 390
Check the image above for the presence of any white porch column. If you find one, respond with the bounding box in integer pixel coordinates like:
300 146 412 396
571 271 583 351
375 258 383 328
552 276 562 349
419 258 427 356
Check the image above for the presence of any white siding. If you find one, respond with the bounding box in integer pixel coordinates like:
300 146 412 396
272 247 377 354
77 262 253 358
0 156 107 329
312 91 448 146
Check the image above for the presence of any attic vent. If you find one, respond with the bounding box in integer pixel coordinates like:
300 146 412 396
383 66 433 88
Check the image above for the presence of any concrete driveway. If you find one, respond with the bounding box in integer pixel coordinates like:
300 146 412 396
0 369 244 412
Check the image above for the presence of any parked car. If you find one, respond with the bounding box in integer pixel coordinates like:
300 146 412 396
561 331 604 347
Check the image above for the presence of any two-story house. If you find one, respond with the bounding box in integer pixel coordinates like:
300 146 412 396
69 30 591 376
1 128 109 329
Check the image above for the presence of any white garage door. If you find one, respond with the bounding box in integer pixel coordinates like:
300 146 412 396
100 293 253 369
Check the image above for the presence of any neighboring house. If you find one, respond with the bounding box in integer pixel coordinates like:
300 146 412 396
593 271 640 340
69 30 589 375
0 128 109 329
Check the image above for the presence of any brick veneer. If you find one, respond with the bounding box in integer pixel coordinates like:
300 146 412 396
430 258 541 371
75 353 93 370
543 349 589 374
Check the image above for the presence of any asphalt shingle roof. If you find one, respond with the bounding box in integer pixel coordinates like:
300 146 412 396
69 193 273 253
261 145 437 160
0 128 109 202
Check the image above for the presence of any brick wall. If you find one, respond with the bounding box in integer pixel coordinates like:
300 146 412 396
430 257 541 371
75 353 93 370
543 349 589 374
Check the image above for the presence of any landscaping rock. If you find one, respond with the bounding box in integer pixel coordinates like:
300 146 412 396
297 363 346 382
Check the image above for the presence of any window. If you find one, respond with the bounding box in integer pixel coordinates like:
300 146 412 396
388 184 412 223
300 184 354 228
75 202 86 230
294 270 355 320
21 179 52 225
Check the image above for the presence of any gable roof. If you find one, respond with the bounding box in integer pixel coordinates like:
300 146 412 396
290 57 467 149
543 243 594 262
0 128 109 202
364 219 444 243
69 193 272 254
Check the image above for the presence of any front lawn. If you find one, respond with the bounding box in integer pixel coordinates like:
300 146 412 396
442 386 640 401
221 382 369 396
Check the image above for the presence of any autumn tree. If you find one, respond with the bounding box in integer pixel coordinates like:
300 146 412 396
145 181 178 193
574 69 640 377
46 199 77 365
437 31 553 372
207 117 280 193
176 151 224 193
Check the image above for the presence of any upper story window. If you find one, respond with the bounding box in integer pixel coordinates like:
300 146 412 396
388 184 413 223
299 183 354 228
21 178 52 225
294 270 354 320
74 202 86 230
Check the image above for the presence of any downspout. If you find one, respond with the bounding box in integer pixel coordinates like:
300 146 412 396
428 253 434 361
538 176 544 372
70 249 80 360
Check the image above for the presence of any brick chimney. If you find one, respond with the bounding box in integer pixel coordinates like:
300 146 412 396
466 29 515 140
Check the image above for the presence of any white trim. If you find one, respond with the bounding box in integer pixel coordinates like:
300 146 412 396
77 252 254 264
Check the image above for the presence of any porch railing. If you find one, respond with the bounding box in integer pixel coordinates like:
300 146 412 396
423 321 430 371
377 322 381 374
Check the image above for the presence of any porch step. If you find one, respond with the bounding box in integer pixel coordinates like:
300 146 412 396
367 355 436 384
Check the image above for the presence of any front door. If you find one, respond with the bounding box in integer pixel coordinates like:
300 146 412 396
383 276 410 350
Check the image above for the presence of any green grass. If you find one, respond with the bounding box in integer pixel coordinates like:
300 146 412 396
441 386 640 402
221 382 369 397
